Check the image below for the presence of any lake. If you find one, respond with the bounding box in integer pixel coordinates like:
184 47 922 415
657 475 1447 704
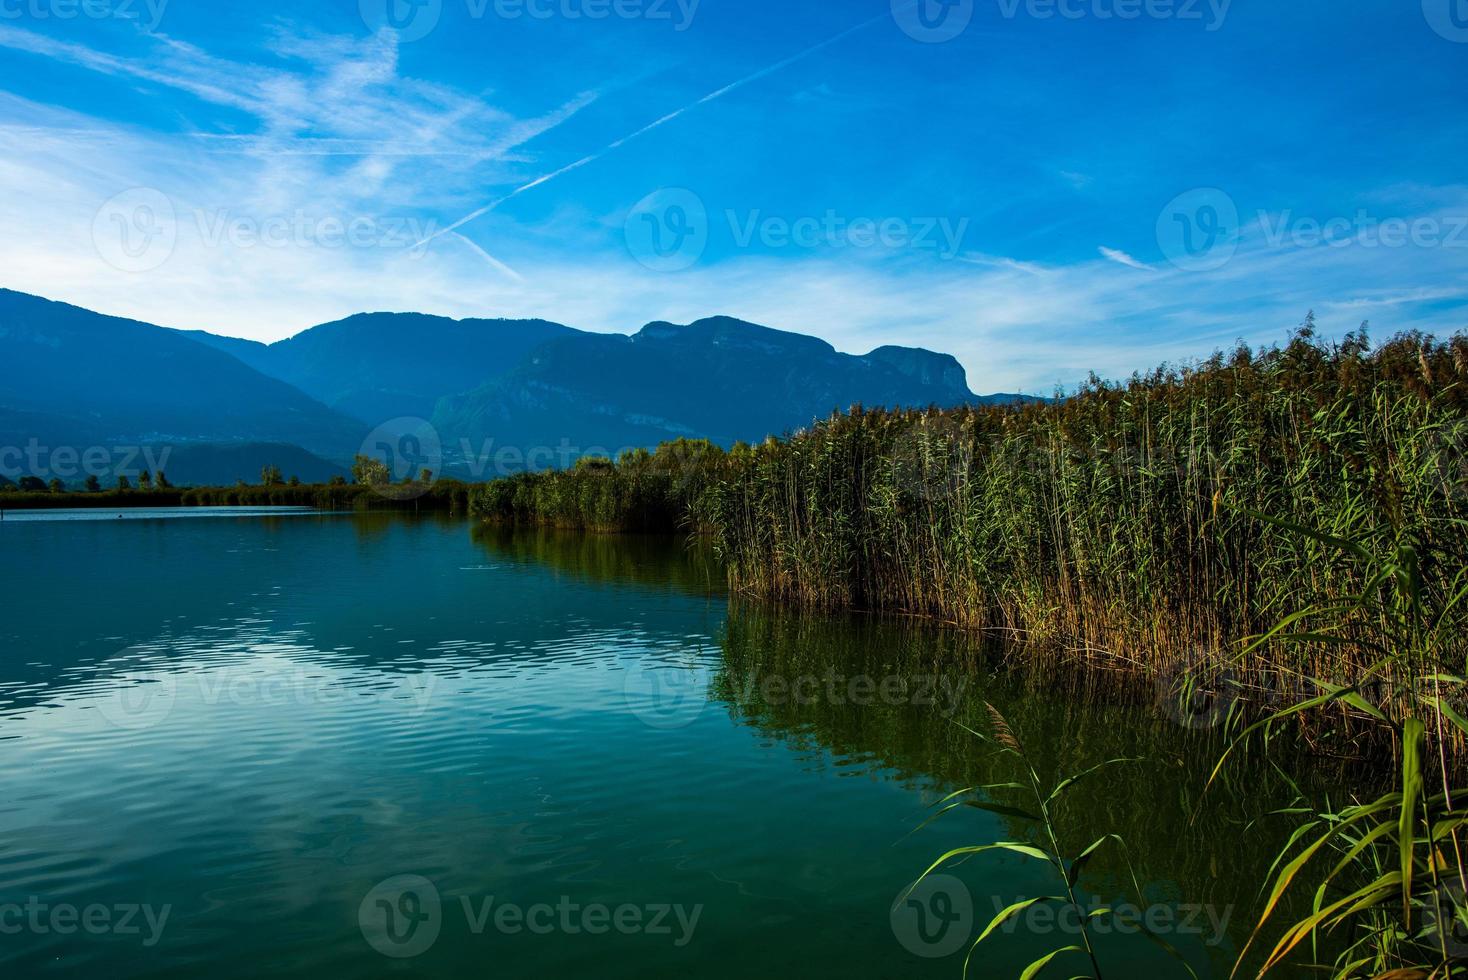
0 511 1297 978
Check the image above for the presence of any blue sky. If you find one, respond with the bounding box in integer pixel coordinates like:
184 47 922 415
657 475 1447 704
1 0 1465 392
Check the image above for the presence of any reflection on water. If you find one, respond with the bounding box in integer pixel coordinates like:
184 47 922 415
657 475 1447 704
711 605 1314 976
0 515 1304 978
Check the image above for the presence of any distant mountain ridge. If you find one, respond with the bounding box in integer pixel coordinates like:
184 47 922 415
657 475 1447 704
186 312 579 423
0 290 360 456
434 316 998 454
0 289 1034 484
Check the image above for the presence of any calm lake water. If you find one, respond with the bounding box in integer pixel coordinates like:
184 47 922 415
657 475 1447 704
0 506 321 522
0 511 1301 978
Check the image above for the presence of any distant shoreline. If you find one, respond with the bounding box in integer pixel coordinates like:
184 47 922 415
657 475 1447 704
0 482 474 513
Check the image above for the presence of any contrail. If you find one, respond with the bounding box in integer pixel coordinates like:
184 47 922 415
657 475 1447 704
450 232 524 281
416 10 892 248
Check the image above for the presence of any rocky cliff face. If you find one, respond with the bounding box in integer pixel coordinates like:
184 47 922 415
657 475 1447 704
864 345 972 401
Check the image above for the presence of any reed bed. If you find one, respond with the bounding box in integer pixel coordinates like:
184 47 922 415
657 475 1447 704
706 327 1468 740
468 438 733 531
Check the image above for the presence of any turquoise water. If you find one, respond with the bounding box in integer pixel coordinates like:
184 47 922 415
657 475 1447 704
0 512 1295 978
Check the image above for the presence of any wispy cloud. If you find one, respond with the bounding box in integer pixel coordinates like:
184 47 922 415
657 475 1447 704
1098 246 1153 271
0 22 600 209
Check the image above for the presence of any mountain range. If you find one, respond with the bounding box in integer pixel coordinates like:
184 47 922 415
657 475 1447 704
0 288 1031 485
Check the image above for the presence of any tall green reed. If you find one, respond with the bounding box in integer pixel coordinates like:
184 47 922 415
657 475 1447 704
907 702 1197 979
707 327 1468 752
1208 516 1468 978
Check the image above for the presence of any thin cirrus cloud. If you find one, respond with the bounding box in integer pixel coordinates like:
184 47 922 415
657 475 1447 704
1097 246 1153 272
